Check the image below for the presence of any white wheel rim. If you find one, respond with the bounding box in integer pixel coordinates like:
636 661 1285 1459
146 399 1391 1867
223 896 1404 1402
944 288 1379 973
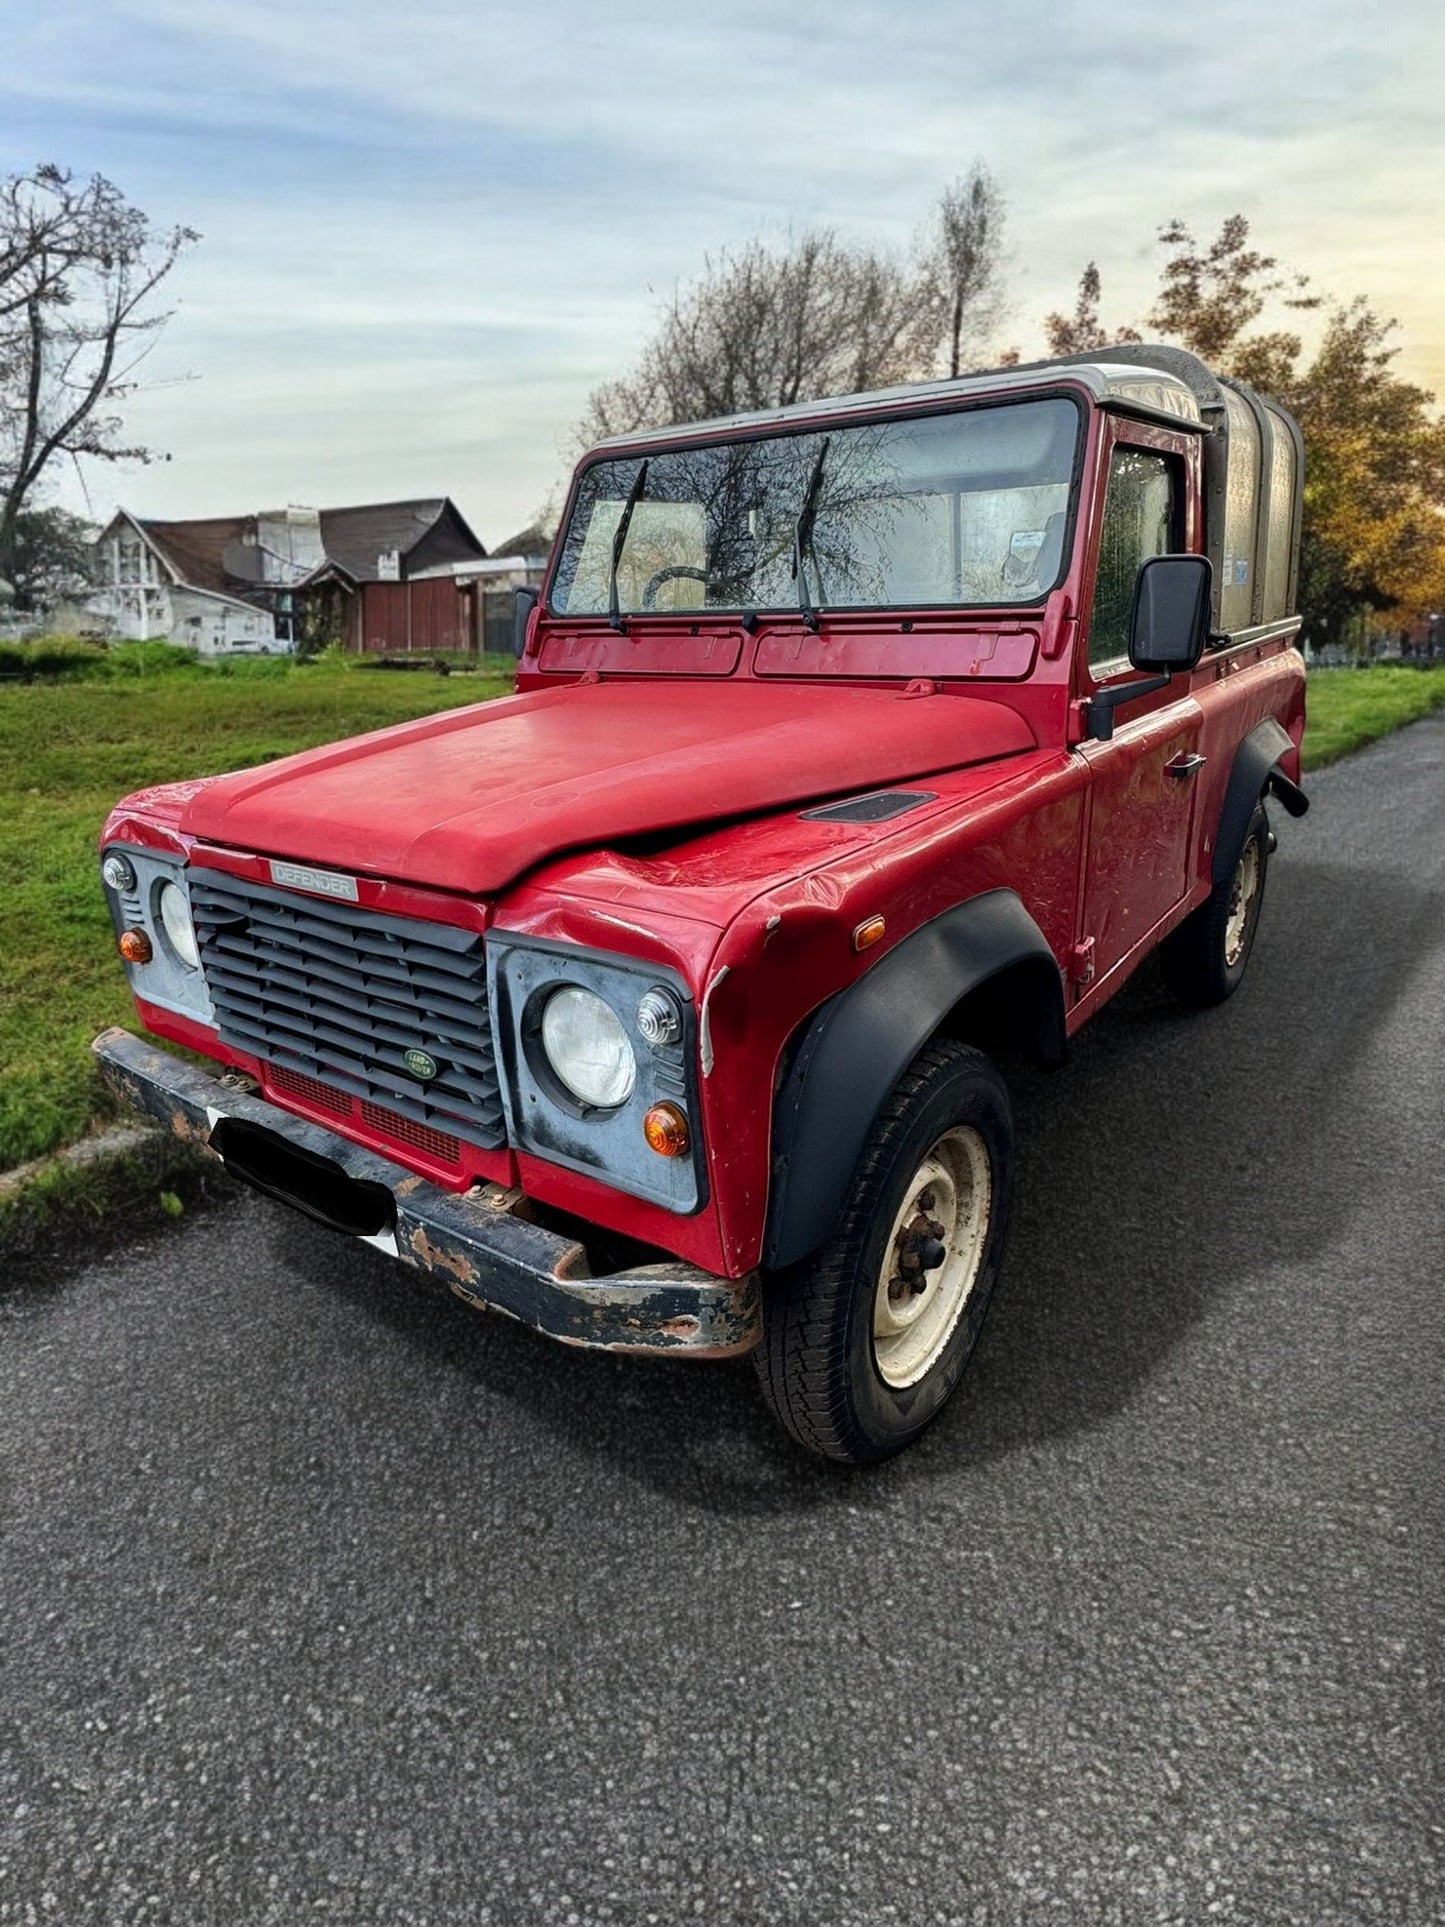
872 1126 992 1389
1224 838 1261 968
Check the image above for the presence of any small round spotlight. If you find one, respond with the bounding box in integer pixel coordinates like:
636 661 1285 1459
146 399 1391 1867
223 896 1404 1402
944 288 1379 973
636 987 683 1048
102 852 137 893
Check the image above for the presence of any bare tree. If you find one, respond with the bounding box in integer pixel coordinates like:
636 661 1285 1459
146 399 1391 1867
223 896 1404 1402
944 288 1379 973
576 229 938 446
923 164 1006 379
0 164 198 574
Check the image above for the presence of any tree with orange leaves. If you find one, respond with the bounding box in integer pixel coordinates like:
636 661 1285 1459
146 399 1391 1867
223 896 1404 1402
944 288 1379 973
1047 217 1445 643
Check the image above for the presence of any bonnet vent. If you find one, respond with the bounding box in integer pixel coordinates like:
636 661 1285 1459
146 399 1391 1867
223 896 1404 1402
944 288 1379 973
802 790 938 824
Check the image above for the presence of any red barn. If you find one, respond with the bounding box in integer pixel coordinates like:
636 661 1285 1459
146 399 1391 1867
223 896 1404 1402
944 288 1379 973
307 499 489 653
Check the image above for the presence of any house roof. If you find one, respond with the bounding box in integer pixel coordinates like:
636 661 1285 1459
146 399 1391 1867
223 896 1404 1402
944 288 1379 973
317 500 444 580
137 516 251 597
317 499 486 581
112 498 486 595
492 524 552 561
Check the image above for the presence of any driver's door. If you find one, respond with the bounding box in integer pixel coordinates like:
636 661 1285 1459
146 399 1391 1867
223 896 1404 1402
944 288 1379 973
1076 428 1204 993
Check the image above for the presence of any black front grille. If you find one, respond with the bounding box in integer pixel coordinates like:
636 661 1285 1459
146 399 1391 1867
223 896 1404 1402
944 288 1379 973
189 866 505 1150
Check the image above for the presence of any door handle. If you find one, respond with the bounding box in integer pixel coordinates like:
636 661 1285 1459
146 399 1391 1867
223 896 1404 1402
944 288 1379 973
1166 753 1206 780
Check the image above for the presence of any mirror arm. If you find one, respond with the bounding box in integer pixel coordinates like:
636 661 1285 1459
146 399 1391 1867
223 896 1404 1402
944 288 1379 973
1084 672 1172 743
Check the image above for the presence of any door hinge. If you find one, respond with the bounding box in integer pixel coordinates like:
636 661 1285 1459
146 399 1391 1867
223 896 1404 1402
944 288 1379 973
1069 937 1096 985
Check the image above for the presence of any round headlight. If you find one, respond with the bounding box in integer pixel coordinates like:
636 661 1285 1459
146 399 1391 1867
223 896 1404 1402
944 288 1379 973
157 879 200 970
540 986 636 1109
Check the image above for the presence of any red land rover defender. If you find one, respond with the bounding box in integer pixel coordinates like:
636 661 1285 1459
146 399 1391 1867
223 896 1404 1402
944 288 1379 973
95 344 1308 1462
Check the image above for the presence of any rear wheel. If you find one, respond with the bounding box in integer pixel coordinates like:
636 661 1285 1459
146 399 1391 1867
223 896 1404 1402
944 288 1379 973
754 1041 1013 1464
1161 803 1270 1007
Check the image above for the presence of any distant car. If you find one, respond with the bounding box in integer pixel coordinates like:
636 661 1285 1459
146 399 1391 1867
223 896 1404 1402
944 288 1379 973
95 343 1308 1463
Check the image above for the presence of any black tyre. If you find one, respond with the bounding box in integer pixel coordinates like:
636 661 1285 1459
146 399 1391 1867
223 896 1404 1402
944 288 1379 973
1160 802 1270 1008
754 1040 1013 1465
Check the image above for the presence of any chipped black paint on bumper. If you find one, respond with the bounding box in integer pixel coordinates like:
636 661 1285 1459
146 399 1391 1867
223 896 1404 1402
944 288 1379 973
92 1029 759 1358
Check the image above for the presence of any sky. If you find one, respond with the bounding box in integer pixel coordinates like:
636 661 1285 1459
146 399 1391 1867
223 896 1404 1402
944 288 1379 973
4 0 1442 550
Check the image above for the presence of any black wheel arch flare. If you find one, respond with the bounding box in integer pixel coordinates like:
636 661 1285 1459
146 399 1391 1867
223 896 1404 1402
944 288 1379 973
763 890 1065 1270
1213 717 1309 885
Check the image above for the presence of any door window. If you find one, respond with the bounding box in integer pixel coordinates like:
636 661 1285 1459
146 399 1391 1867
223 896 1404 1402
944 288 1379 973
1088 447 1179 673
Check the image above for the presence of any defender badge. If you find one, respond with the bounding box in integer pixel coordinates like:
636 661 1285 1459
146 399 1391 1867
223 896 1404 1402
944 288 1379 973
269 859 358 902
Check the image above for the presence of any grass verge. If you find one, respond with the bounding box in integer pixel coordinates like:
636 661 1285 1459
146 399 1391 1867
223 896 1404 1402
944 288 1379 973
1 655 509 1171
0 1126 233 1265
1300 663 1445 771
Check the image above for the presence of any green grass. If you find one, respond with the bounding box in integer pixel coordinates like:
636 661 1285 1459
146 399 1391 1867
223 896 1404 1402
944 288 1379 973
3 651 1442 1175
1300 663 1445 771
0 656 510 1171
0 1124 228 1262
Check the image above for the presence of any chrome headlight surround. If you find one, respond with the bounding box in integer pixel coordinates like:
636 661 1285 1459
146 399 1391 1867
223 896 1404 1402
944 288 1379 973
488 934 704 1215
100 844 213 1024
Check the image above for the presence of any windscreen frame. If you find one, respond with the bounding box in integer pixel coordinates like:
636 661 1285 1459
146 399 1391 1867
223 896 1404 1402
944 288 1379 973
545 388 1091 623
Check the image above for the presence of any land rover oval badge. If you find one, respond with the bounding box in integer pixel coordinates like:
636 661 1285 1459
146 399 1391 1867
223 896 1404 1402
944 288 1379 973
403 1047 439 1081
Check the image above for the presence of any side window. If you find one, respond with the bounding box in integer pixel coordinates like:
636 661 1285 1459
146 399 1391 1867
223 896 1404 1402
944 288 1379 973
1087 447 1179 673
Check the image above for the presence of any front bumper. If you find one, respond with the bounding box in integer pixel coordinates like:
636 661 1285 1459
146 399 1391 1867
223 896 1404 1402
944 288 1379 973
92 1029 759 1358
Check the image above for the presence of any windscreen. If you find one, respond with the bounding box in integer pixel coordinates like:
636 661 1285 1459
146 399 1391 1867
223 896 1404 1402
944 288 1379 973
550 397 1081 618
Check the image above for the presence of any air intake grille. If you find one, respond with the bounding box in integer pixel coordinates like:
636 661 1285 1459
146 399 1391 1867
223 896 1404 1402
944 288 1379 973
269 1064 351 1118
189 866 505 1150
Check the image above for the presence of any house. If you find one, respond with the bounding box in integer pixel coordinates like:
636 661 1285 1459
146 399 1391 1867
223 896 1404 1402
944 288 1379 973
309 499 489 653
94 510 282 654
484 525 553 591
446 524 554 654
91 498 489 655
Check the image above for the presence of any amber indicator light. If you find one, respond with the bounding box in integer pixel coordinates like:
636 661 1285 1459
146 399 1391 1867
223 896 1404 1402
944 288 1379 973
643 1103 690 1158
853 916 887 952
118 927 153 965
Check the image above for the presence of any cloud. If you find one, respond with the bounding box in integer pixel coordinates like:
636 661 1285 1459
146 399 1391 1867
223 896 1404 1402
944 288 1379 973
4 0 1442 540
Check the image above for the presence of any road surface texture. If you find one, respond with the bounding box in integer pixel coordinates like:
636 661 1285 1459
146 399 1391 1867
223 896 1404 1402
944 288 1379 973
2 717 1441 1927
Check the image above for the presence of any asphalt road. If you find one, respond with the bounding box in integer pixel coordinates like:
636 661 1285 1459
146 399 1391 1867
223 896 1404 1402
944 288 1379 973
3 717 1442 1927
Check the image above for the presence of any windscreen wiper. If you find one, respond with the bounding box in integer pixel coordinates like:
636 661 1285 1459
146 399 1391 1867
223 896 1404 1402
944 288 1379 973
608 459 649 632
791 437 829 633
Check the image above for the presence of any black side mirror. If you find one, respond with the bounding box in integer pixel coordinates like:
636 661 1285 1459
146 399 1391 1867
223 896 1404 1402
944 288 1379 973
512 585 540 658
1128 554 1211 673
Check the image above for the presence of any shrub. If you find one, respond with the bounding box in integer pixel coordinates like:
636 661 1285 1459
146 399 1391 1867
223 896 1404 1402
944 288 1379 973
206 653 294 680
104 640 203 676
0 638 111 681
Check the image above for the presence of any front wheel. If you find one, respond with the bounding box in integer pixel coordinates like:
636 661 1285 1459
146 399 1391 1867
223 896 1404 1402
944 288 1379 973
754 1041 1014 1464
